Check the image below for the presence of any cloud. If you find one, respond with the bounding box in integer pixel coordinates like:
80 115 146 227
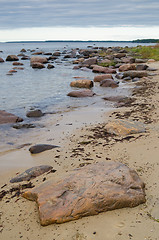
0 0 158 29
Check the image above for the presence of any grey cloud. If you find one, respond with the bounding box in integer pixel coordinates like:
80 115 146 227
0 0 158 29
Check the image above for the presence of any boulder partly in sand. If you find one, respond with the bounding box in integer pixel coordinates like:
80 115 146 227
10 165 53 183
23 161 146 225
29 144 60 154
105 119 146 137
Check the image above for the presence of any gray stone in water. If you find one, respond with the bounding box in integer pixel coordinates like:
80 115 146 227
26 109 43 118
10 165 53 183
29 144 59 154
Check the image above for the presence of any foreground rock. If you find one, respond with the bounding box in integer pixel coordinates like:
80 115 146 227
70 79 93 88
0 110 23 124
29 144 59 154
100 79 119 88
67 89 95 97
23 161 146 225
105 119 146 136
10 165 53 183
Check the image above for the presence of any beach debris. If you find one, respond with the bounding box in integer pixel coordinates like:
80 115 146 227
123 70 148 78
23 161 146 225
94 74 113 82
0 110 23 124
29 144 60 154
100 79 119 88
0 182 34 201
10 165 53 183
6 55 19 61
105 119 146 137
70 79 94 88
67 89 95 97
12 123 36 129
26 109 43 118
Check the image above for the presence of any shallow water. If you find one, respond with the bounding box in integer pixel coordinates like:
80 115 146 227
0 41 152 153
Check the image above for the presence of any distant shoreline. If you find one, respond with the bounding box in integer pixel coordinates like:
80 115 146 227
0 39 159 44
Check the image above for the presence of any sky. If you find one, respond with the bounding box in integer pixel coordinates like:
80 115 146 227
0 0 159 41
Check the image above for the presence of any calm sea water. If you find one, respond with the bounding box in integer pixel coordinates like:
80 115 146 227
0 41 154 118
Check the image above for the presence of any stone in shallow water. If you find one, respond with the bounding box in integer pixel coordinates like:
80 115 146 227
105 119 146 137
0 110 23 124
10 165 53 183
23 161 146 226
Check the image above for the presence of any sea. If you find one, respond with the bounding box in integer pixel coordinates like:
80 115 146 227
0 41 154 153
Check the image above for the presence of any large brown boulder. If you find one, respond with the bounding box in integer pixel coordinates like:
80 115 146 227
30 56 48 65
10 165 53 183
0 110 23 124
105 119 146 136
6 55 19 61
119 64 136 72
123 70 148 78
67 89 95 97
100 79 119 88
94 74 113 82
92 65 116 74
70 79 93 88
23 161 146 225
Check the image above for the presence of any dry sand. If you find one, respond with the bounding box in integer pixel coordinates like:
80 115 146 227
0 62 159 240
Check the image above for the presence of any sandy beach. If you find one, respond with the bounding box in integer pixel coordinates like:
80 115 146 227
0 61 159 240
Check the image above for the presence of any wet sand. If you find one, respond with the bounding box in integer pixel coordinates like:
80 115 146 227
0 62 159 240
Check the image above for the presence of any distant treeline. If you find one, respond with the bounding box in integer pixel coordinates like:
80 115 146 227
132 39 159 43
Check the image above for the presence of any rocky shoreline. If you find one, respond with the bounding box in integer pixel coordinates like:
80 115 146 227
0 44 159 239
